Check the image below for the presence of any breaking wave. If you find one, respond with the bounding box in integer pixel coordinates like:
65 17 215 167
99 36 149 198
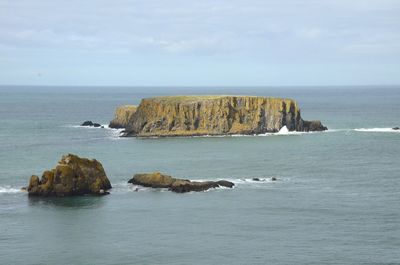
0 186 22 194
65 124 125 138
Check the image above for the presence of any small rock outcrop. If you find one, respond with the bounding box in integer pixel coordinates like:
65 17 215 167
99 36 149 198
81 121 102 127
302 120 327 131
109 105 137 129
393 127 399 130
128 172 234 193
27 154 112 196
115 96 327 137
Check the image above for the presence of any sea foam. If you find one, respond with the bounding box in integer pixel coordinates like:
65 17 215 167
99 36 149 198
354 128 400 133
0 186 22 194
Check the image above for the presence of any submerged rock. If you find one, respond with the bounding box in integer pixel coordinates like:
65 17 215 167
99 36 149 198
27 154 112 196
114 95 327 137
81 121 102 127
109 105 137 129
128 172 234 193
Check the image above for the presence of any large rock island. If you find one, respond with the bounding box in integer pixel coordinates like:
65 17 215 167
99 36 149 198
110 95 327 137
27 154 112 196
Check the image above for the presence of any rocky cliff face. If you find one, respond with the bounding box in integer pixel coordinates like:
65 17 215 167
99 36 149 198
114 96 326 137
109 105 137 129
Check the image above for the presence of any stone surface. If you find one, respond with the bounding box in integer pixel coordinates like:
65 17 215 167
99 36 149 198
128 172 234 193
118 96 326 137
302 120 328 132
81 121 102 127
27 154 112 196
109 105 137 129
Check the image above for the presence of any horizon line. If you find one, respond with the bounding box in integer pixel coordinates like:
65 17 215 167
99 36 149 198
1 84 400 88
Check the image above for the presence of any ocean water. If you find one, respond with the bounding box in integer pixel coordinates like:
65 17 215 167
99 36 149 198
0 86 399 265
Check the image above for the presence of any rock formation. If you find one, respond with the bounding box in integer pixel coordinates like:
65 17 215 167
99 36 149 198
27 154 112 196
81 121 102 127
393 127 399 130
128 172 234 193
109 105 137 129
112 96 327 137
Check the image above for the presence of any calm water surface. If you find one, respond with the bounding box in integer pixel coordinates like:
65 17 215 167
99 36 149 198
0 86 399 265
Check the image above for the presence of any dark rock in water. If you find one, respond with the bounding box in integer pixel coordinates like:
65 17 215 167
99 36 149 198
81 121 102 127
128 172 234 193
27 154 112 197
217 180 235 188
271 177 277 181
393 127 399 130
302 120 328 132
252 177 260 181
81 121 94 126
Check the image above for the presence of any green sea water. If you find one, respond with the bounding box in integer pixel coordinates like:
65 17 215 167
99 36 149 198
0 86 399 265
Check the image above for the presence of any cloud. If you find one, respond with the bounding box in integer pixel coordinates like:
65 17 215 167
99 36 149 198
1 0 400 85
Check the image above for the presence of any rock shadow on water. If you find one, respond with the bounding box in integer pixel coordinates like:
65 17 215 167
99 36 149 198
28 195 106 209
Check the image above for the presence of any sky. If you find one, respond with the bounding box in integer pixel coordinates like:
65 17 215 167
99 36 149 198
0 0 399 86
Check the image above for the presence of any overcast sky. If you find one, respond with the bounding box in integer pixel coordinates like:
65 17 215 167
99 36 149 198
1 0 399 86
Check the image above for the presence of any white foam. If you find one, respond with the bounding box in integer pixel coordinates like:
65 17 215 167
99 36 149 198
0 186 22 194
354 128 400 133
65 124 125 138
190 177 279 187
278 125 289 134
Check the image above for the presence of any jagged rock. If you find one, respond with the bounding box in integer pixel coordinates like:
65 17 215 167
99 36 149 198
128 172 234 193
271 177 277 181
393 127 399 130
81 121 94 126
81 121 102 127
116 96 327 137
302 120 328 132
252 177 260 181
109 105 137 129
26 154 112 196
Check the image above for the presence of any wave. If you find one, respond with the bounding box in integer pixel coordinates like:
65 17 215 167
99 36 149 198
354 127 400 133
65 124 125 138
0 186 22 194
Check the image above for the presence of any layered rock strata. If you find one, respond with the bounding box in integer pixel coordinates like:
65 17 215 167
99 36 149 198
112 96 327 137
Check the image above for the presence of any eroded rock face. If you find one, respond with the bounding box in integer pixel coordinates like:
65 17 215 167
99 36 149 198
128 172 234 193
27 154 112 196
119 96 326 137
109 105 137 129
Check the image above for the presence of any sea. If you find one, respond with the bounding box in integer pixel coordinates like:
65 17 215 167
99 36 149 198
0 86 399 265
